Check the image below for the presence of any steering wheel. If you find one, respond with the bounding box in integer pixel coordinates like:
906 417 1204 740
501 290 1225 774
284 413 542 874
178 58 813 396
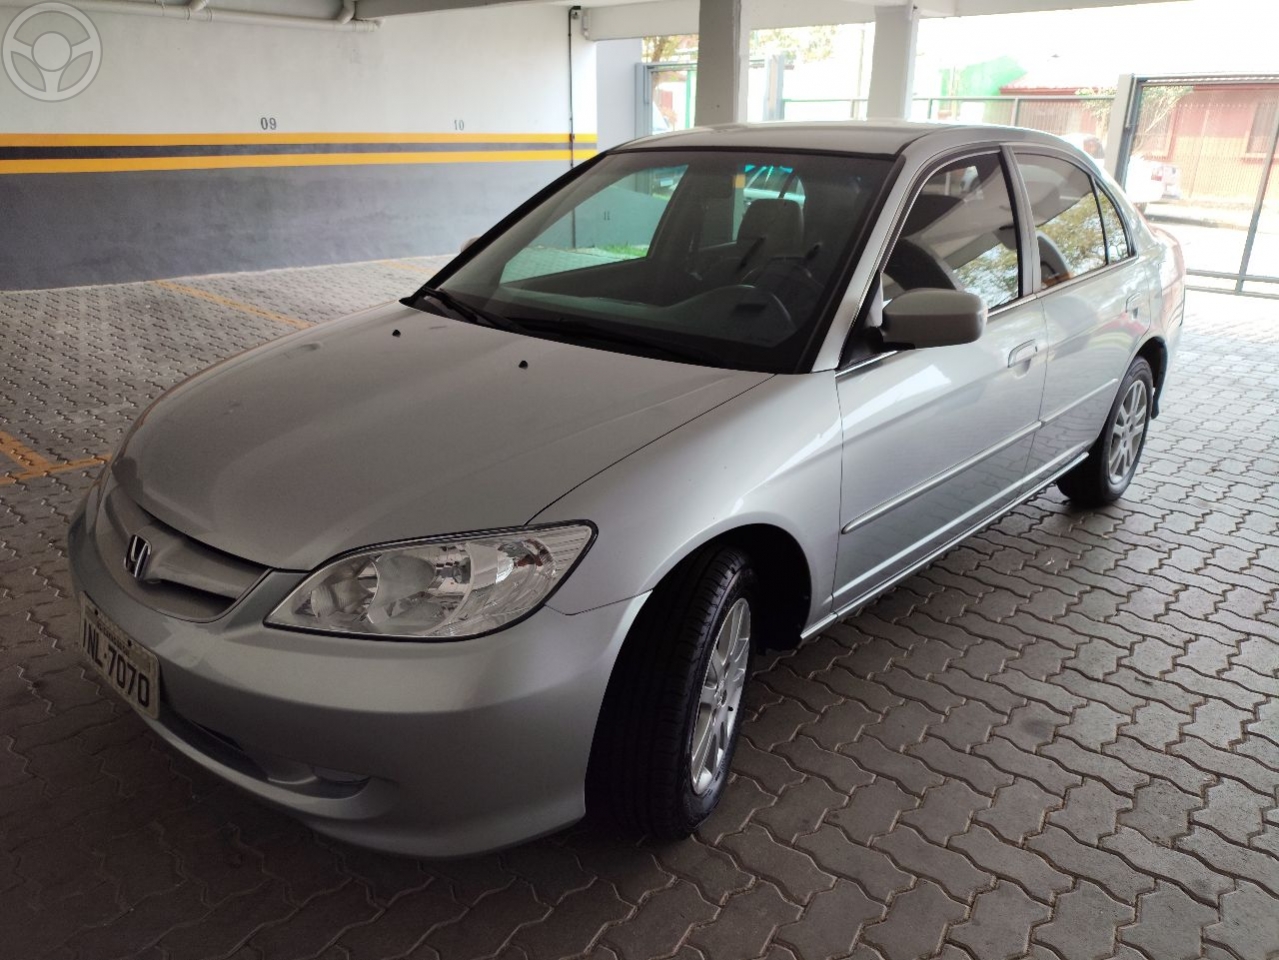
742 260 825 313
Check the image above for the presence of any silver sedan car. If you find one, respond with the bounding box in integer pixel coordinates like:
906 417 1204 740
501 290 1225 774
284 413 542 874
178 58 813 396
69 122 1185 856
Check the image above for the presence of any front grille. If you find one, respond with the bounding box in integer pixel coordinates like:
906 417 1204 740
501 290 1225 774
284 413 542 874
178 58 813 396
95 480 267 620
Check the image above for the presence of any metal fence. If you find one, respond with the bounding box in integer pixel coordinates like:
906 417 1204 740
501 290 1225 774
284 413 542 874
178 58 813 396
1121 76 1279 298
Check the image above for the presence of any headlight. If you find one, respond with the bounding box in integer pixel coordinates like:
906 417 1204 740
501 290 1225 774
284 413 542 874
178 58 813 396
265 523 595 640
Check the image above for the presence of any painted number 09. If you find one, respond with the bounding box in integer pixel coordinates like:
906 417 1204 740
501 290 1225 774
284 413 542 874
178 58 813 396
260 117 278 131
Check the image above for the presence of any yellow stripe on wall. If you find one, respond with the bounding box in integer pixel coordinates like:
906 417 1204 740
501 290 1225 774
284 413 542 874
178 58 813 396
0 149 599 175
0 132 596 147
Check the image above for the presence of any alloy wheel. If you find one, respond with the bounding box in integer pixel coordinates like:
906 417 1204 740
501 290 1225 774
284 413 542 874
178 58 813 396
1107 379 1149 486
689 597 751 795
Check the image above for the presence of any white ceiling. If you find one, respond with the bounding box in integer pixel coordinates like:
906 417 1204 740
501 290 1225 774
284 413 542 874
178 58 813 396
357 0 1182 37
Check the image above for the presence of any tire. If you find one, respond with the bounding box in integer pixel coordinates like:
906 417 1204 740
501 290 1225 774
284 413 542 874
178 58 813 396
586 545 756 839
1057 357 1154 507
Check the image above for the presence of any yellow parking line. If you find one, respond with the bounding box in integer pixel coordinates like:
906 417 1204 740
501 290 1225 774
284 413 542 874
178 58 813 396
0 432 54 472
0 454 109 486
153 280 311 330
382 260 435 275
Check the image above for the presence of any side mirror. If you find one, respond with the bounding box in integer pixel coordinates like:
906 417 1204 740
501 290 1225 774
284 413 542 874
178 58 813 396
460 236 481 253
881 288 986 349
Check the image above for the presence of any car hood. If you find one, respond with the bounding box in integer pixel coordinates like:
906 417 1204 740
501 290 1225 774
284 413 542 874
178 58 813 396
112 302 771 570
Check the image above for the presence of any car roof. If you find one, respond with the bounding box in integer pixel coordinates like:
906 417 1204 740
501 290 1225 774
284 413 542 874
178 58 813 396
617 120 1074 158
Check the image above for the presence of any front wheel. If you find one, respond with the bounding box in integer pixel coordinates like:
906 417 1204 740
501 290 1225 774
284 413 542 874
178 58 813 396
586 545 756 839
1057 356 1154 506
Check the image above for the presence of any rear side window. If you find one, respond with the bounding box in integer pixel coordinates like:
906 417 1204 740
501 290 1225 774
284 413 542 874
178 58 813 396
1016 155 1107 287
883 153 1021 309
1094 185 1132 262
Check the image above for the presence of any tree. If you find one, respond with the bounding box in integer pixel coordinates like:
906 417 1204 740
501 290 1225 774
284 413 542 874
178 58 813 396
643 25 843 65
1078 84 1191 149
750 26 839 63
1077 87 1117 126
644 35 696 63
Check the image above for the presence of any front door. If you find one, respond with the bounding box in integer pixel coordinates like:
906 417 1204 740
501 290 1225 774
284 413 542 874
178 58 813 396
833 150 1047 612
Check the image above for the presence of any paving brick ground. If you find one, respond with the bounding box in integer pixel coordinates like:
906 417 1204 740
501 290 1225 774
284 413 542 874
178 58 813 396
1 261 1278 960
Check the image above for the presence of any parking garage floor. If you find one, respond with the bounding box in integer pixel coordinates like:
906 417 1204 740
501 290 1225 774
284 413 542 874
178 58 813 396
2 264 1278 960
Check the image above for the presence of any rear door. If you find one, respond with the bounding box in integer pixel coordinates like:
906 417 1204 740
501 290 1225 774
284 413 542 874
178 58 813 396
1011 151 1150 477
832 149 1048 612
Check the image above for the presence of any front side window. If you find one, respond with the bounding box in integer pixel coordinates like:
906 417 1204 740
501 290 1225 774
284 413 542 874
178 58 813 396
434 150 891 373
1017 155 1108 287
883 153 1021 310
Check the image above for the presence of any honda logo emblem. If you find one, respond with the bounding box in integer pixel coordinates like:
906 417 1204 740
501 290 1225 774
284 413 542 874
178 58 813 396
125 534 152 580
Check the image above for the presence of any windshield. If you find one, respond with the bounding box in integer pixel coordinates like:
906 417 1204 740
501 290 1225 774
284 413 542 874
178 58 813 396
428 149 892 373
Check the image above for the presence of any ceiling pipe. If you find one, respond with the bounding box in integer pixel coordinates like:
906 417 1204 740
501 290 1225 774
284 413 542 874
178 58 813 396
0 0 382 31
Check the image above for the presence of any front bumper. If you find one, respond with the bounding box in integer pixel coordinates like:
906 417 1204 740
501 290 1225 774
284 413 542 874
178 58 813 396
68 495 647 857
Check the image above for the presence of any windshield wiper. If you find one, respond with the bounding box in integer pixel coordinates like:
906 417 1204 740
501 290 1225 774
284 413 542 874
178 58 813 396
405 291 723 367
508 315 721 367
402 287 517 332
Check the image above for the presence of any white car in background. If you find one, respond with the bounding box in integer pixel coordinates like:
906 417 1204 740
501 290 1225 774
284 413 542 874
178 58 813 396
1125 153 1182 210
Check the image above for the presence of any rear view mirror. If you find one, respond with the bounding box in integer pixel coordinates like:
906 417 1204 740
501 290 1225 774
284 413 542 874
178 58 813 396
460 236 480 253
881 288 986 349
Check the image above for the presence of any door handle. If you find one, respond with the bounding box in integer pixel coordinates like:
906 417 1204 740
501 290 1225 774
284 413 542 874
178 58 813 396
1008 340 1040 367
1126 294 1143 318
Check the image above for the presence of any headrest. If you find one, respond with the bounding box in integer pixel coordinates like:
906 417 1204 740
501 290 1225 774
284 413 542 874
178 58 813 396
903 194 963 237
738 198 803 250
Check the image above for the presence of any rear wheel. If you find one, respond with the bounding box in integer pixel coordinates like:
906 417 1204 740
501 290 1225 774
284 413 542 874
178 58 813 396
587 545 756 839
1057 357 1154 506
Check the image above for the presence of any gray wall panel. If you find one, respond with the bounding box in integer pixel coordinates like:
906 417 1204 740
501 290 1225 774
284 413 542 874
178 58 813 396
596 38 643 150
0 161 568 290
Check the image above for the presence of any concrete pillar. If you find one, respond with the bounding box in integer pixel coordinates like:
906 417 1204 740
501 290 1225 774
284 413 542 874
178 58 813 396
694 0 749 126
764 53 786 121
866 2 920 120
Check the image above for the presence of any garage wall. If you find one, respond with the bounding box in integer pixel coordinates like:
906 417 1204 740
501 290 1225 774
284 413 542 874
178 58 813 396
596 38 643 150
0 1 597 290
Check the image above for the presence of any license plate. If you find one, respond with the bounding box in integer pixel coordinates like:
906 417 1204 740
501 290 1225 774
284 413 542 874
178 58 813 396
80 600 160 719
